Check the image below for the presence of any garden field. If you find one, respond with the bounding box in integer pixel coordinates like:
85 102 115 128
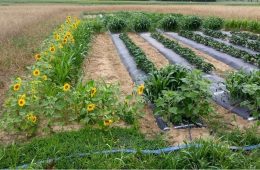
0 3 260 169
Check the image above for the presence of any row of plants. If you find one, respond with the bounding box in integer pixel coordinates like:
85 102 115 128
151 32 214 73
119 33 156 73
202 29 227 40
231 31 260 41
144 65 212 125
104 12 225 33
226 70 260 118
0 17 144 136
179 30 260 67
230 35 260 52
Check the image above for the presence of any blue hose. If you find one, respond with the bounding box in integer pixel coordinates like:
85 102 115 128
16 143 260 169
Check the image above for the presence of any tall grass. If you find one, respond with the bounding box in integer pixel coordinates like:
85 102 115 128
224 19 260 33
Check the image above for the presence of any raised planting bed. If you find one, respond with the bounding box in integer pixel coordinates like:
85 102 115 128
179 30 260 67
151 32 214 73
229 35 260 52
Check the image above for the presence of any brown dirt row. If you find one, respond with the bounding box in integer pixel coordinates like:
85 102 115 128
128 33 169 69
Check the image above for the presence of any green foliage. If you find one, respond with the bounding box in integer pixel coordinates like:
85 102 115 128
154 70 212 124
231 31 260 41
131 13 151 32
151 32 214 72
226 70 260 117
181 16 202 30
230 35 260 52
179 30 260 67
224 19 260 34
159 15 178 31
203 29 227 40
202 17 224 30
144 65 212 124
144 65 187 103
107 16 127 33
119 33 156 73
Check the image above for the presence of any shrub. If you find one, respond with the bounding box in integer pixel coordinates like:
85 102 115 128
160 15 178 31
107 16 127 33
131 13 151 32
181 16 202 30
202 17 224 30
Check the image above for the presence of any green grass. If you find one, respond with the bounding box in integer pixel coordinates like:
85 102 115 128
0 127 260 169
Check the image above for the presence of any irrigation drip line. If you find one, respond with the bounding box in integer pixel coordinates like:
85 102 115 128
16 143 260 169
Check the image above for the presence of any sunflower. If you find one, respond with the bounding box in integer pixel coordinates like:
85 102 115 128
104 120 113 126
90 87 97 97
31 115 37 123
34 54 41 61
18 98 25 107
26 113 33 121
58 43 63 49
50 45 55 53
63 83 71 91
66 31 71 37
63 38 67 44
13 83 21 91
137 84 144 95
42 75 48 81
87 103 96 112
33 69 40 77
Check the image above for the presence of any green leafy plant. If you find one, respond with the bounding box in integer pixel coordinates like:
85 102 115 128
160 15 178 31
179 30 260 67
151 32 214 73
203 29 227 40
230 35 260 52
131 13 151 32
181 16 202 30
202 17 224 30
119 33 156 73
107 16 127 33
144 65 212 124
226 70 260 117
231 31 260 41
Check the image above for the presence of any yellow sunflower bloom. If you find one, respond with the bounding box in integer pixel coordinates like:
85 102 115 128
33 69 40 77
18 98 25 107
26 113 33 121
13 83 21 91
42 75 48 81
137 84 144 95
104 120 113 126
63 38 67 44
34 54 41 61
87 103 96 112
63 83 71 91
31 115 37 123
90 87 97 97
50 45 55 53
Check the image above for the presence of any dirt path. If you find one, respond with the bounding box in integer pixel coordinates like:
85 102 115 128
128 33 169 69
164 34 235 77
83 33 133 95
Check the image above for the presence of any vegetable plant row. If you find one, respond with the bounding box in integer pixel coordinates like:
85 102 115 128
151 32 214 73
203 29 227 40
0 17 144 136
179 30 260 67
226 70 260 117
119 33 156 73
231 31 260 41
230 35 260 52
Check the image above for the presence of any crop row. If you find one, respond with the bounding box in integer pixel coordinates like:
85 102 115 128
202 29 227 40
179 30 260 67
230 35 260 52
119 33 156 73
151 32 214 73
231 31 260 41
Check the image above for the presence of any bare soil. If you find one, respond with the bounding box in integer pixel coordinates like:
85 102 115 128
83 33 133 95
128 33 169 69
